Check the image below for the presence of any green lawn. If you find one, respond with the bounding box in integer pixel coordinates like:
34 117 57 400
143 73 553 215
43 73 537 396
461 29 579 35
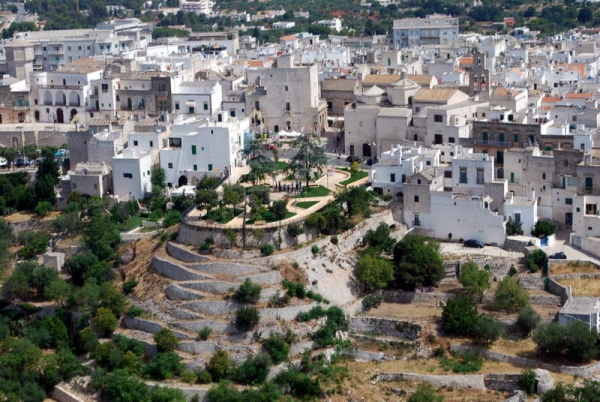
118 215 143 231
339 168 368 186
275 161 289 171
292 185 330 198
294 201 319 209
202 208 244 224
246 210 296 224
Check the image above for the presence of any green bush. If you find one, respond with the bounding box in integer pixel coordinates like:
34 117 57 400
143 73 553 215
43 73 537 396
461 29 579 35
122 278 138 294
94 307 118 337
207 350 232 382
526 249 547 273
198 327 212 341
442 294 478 336
181 370 197 384
143 352 183 380
312 307 348 347
531 220 555 238
493 276 529 313
273 368 323 400
233 353 271 385
516 306 541 336
330 236 338 245
234 278 262 304
153 328 179 353
235 306 260 331
472 315 503 345
196 368 212 384
362 294 383 311
355 250 394 291
408 382 444 402
263 332 291 364
297 305 327 322
311 245 319 255
163 209 181 228
260 243 274 256
519 369 537 395
533 321 598 363
34 201 54 217
126 305 144 317
283 279 306 299
440 351 483 373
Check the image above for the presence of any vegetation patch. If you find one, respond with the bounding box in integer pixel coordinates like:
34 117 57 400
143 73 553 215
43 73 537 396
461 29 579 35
202 207 244 224
293 185 330 198
339 168 368 186
294 200 319 209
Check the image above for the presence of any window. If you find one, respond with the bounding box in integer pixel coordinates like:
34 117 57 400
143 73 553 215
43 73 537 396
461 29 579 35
542 173 546 180
285 102 290 111
426 161 431 166
415 107 420 113
566 198 573 205
168 163 173 168
203 103 208 111
513 134 519 143
434 114 443 122
175 103 180 110
390 173 396 182
133 140 138 146
78 46 82 50
193 164 197 171
101 83 109 93
586 204 597 215
67 46 71 51
414 195 419 202
123 173 133 178
191 145 197 155
476 168 484 185
255 101 260 111
230 110 236 117
448 137 455 143
149 141 153 147
459 167 467 183
586 177 593 191
444 171 452 178
285 85 288 91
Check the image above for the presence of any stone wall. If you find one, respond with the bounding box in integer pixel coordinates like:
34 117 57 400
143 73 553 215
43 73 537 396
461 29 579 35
518 274 545 290
375 372 486 390
152 257 210 281
167 241 211 262
349 317 421 341
483 374 521 392
546 277 571 304
450 344 600 376
121 231 158 243
381 290 452 304
122 316 191 340
52 386 88 402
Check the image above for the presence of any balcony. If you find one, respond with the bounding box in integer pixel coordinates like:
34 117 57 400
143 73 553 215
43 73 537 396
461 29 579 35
39 84 82 90
412 219 421 227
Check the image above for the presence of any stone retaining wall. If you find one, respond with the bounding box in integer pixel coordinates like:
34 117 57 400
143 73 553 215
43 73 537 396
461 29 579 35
518 274 545 290
552 272 600 280
381 290 452 304
375 372 486 390
167 241 211 262
450 344 600 376
121 231 158 243
546 277 571 304
152 257 211 281
188 262 268 276
349 317 421 340
483 374 521 392
121 316 191 340
52 386 88 402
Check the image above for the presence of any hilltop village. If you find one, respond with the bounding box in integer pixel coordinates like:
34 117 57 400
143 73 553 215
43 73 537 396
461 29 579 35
3 7 600 402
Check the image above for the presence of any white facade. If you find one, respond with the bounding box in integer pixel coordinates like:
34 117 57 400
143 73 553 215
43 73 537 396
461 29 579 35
503 191 538 236
180 0 214 15
160 114 249 187
112 149 153 200
317 18 342 32
172 80 222 117
393 14 459 49
370 146 428 196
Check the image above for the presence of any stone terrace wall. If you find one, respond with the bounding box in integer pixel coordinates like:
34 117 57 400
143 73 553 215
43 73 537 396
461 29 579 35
166 241 211 262
349 317 421 340
381 290 452 304
451 344 600 376
376 373 486 390
483 374 521 392
546 277 571 304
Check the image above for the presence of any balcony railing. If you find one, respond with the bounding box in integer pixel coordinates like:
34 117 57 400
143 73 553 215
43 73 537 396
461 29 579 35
38 84 82 90
412 219 421 227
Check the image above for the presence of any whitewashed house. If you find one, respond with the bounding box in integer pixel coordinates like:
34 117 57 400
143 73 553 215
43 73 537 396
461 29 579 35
112 149 153 200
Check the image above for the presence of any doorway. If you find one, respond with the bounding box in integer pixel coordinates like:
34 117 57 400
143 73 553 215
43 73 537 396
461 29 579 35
56 108 64 123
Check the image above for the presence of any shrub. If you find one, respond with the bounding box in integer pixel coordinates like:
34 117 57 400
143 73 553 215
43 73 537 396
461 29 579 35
234 278 261 304
297 305 327 322
362 294 383 311
144 352 183 380
362 222 395 253
442 294 478 336
263 332 290 364
153 328 179 353
34 201 54 217
459 261 490 299
516 306 541 336
393 235 445 290
493 276 529 313
311 244 319 255
122 278 138 294
408 382 444 402
526 249 547 273
534 321 598 363
282 279 306 299
330 236 338 245
440 351 483 373
312 306 348 347
472 315 503 345
519 369 537 395
207 350 232 382
355 250 394 291
198 327 212 341
126 305 144 317
531 220 555 238
163 209 181 228
233 353 271 385
260 243 274 256
94 307 118 337
181 370 197 384
273 368 323 400
196 368 211 384
235 306 260 331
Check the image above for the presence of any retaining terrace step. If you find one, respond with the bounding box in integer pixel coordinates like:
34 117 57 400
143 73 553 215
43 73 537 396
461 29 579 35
165 284 211 301
152 256 214 281
172 319 236 335
179 280 239 295
166 241 212 263
237 270 282 285
186 262 270 277
180 301 242 316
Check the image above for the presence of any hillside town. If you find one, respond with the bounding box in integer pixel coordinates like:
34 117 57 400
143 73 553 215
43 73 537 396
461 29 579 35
4 5 600 402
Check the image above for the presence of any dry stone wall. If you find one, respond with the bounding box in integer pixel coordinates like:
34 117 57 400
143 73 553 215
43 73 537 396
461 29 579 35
349 317 421 340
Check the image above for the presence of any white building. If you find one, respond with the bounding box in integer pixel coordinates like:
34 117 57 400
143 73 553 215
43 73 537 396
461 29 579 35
393 14 459 49
172 80 222 117
112 149 153 200
69 162 113 198
273 21 296 30
180 0 214 15
159 113 249 187
503 191 538 237
317 18 342 32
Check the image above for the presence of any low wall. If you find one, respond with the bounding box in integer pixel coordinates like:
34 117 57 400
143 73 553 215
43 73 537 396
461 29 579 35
167 241 211 262
450 344 600 376
381 290 452 304
121 316 191 340
349 317 421 340
121 231 158 243
483 374 522 392
375 372 486 390
578 236 600 260
52 386 88 402
546 277 571 304
152 256 210 281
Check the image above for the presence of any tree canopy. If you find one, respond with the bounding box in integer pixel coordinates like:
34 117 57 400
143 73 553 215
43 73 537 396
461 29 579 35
288 134 328 188
392 235 445 290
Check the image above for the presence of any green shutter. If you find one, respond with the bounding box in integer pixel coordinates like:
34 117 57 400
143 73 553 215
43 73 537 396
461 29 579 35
191 145 197 155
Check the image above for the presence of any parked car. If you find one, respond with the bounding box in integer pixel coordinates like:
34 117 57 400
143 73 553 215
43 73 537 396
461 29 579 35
366 157 379 166
15 159 25 167
464 239 484 248
548 252 567 259
346 155 361 163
